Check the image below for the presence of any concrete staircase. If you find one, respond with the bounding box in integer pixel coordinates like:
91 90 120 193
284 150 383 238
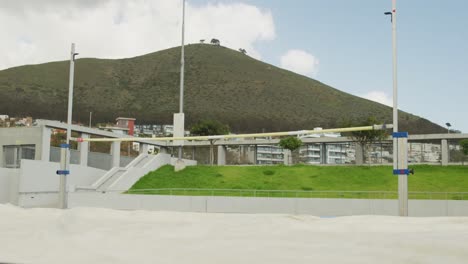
76 153 172 192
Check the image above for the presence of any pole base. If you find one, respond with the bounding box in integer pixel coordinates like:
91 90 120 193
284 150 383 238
174 159 186 172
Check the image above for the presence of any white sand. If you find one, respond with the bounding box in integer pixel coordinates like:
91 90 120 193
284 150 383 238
1 204 468 264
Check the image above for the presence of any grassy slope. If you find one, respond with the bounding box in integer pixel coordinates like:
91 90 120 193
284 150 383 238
130 165 468 199
0 44 445 134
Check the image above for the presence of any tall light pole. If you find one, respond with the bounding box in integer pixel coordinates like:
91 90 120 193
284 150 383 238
172 0 186 171
59 43 78 209
386 0 408 216
178 0 186 160
89 111 92 128
179 0 185 116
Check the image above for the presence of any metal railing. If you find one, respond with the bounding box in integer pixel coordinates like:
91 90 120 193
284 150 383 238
122 188 468 200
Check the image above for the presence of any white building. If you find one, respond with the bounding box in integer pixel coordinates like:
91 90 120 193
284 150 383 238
134 124 189 137
256 145 284 165
299 128 347 165
255 128 349 165
408 142 442 163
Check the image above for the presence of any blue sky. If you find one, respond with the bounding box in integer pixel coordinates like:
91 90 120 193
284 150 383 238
194 0 468 132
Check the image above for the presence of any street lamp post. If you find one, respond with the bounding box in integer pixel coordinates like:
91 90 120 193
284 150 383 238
173 0 186 171
89 111 92 128
179 0 185 116
386 0 409 217
178 0 186 160
58 43 78 209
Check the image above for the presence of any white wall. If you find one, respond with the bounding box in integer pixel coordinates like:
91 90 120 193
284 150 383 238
12 154 198 207
18 193 60 208
17 160 106 207
0 168 11 202
18 159 106 193
68 193 468 217
0 168 19 203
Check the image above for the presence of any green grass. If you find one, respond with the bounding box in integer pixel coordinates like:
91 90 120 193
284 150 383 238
129 165 468 199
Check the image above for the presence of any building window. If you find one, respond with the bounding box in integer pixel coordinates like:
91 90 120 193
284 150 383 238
2 145 35 168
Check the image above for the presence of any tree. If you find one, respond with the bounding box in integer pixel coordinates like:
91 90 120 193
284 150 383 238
279 136 303 165
239 48 247 55
343 116 388 164
460 139 468 165
210 38 220 46
190 120 229 165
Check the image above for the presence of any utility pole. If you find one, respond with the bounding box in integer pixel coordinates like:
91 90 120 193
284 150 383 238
58 43 78 209
178 0 186 160
173 0 186 171
386 0 409 216
89 112 92 128
179 0 185 116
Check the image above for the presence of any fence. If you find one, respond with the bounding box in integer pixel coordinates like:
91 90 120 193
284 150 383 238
123 189 468 200
178 141 459 166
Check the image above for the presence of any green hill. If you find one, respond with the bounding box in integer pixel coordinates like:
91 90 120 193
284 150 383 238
0 44 445 134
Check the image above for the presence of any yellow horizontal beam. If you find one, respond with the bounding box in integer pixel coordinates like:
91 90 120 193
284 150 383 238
72 124 392 143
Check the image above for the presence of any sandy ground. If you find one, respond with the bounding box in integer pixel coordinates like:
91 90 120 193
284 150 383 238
0 204 468 264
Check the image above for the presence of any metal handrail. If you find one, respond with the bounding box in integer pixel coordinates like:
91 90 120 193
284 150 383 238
126 188 398 193
121 188 468 200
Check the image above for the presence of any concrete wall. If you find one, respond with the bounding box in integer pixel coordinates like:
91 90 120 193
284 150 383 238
0 127 44 167
51 147 135 171
120 156 135 167
87 152 113 170
17 159 106 207
68 193 468 217
0 168 12 202
0 168 20 204
50 147 80 164
18 159 106 193
170 157 197 167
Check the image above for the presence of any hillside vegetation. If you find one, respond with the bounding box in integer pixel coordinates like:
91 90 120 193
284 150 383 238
0 44 445 133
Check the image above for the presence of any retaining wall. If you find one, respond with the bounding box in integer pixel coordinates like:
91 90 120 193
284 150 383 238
68 193 468 217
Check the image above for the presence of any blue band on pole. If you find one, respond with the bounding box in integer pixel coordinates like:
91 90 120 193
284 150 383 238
392 132 408 138
60 143 70 148
56 170 70 175
393 169 410 175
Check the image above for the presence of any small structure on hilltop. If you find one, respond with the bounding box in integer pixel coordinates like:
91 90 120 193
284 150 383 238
210 38 220 46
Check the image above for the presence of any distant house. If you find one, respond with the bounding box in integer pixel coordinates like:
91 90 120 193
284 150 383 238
15 117 33 127
100 117 136 136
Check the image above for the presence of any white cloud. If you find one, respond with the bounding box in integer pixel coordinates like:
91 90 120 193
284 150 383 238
280 49 319 77
0 0 276 70
360 91 393 106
